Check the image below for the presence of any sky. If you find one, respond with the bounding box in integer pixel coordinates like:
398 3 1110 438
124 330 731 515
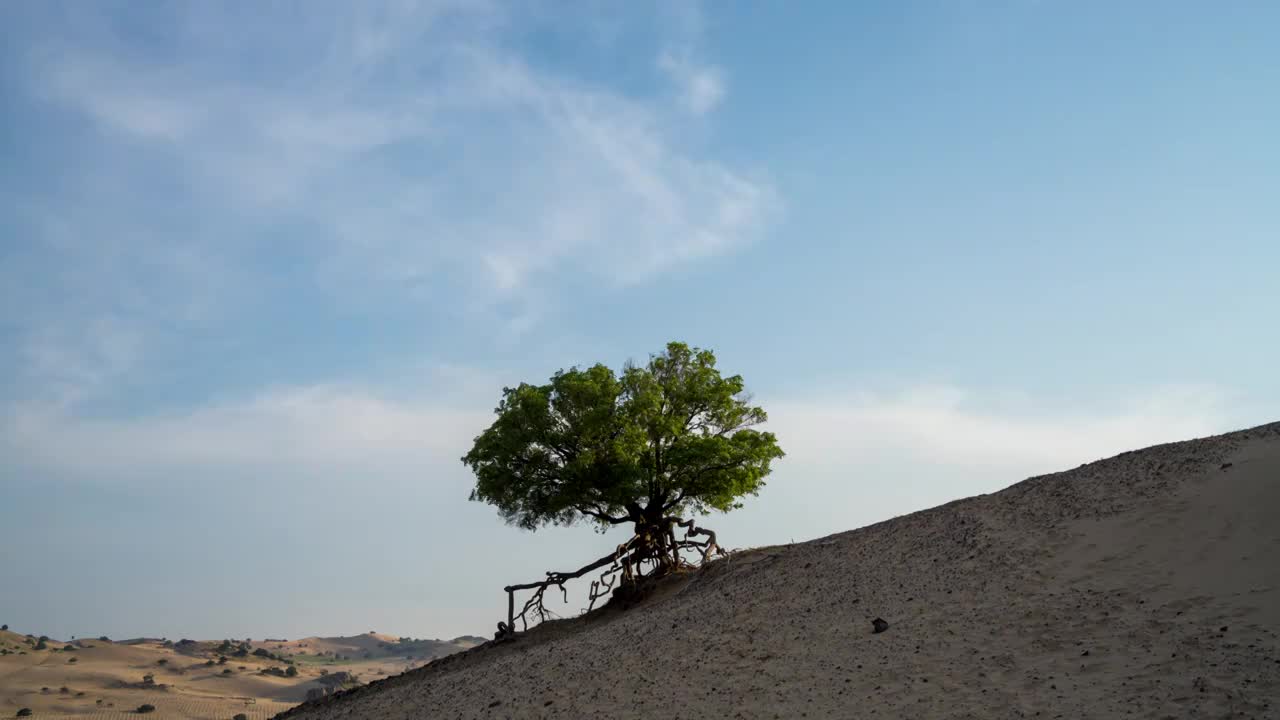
1 0 1277 642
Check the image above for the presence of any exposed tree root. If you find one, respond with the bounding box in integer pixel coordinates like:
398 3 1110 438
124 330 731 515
496 517 726 637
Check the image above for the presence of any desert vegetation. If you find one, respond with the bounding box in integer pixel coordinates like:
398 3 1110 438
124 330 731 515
464 341 784 633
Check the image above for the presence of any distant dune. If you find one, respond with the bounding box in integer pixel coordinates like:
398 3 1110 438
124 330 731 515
279 421 1280 719
0 631 477 718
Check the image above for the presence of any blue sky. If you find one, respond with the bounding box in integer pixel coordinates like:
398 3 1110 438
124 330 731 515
2 1 1277 641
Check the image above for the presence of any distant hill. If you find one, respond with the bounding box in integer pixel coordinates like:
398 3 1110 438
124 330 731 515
0 628 480 718
279 421 1280 719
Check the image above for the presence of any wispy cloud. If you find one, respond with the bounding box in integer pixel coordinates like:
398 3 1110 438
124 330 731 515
658 51 726 116
767 383 1229 476
4 378 1229 494
5 0 774 409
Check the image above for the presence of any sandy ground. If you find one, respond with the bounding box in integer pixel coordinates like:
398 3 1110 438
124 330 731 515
280 421 1280 719
0 634 478 718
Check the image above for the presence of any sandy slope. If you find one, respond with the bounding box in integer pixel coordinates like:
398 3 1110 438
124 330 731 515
280 421 1280 719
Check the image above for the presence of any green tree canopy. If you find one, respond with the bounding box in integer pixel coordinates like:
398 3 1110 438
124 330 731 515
463 342 784 533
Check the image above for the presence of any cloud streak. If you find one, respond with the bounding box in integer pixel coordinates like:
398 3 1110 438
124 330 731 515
5 380 1228 494
5 0 774 409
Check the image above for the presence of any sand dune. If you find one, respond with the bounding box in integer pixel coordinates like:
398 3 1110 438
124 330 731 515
279 421 1280 719
0 633 478 718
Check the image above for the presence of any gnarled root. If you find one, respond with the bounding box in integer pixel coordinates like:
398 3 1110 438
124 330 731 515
499 518 723 634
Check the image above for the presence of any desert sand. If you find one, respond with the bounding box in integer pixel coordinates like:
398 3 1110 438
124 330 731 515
280 421 1280 719
0 633 480 718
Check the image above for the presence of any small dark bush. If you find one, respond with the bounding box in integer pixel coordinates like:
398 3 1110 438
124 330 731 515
286 665 298 677
16 709 33 718
205 659 215 666
234 714 248 720
252 648 271 658
137 704 156 714
142 674 155 684
34 640 47 650
0 624 7 630
99 636 110 642
60 686 70 694
156 658 167 665
221 668 233 675
68 657 78 663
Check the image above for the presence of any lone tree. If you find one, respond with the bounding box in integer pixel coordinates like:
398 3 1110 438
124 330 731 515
463 341 783 632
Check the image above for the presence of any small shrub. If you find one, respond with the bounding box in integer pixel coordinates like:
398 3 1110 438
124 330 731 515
40 688 49 693
137 704 156 714
60 686 70 694
142 673 155 684
205 659 215 666
234 714 248 720
252 648 271 658
99 636 111 642
286 665 298 677
156 658 168 665
16 709 33 718
68 656 78 663
0 624 7 630
221 668 233 675
34 640 47 650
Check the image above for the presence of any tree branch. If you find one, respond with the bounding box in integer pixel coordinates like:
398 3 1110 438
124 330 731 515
576 507 631 525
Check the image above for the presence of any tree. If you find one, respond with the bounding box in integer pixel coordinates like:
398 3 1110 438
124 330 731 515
463 341 784 631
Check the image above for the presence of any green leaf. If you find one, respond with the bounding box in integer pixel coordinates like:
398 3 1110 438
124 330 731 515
462 342 784 531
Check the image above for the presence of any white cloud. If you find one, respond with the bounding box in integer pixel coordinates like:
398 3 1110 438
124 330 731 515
5 380 1229 497
5 383 489 481
32 3 765 289
658 51 726 116
766 383 1229 477
7 1 774 408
